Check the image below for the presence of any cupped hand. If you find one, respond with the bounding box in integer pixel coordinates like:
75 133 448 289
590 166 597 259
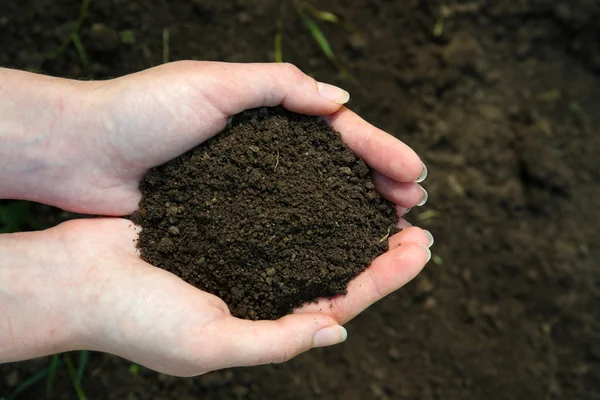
43 61 427 215
45 217 431 376
3 62 432 376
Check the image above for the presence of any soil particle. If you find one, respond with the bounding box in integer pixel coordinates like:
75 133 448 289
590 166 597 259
132 107 399 320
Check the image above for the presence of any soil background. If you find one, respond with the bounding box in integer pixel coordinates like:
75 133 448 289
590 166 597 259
1 0 600 399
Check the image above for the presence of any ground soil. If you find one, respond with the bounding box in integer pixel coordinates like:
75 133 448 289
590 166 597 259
1 0 600 399
132 107 397 320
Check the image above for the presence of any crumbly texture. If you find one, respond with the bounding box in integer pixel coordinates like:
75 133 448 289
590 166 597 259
131 107 399 320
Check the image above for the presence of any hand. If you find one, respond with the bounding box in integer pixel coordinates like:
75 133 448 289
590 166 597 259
0 62 432 376
0 61 428 215
0 218 431 376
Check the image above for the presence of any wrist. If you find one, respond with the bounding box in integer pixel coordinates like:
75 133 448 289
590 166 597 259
0 68 98 206
0 227 94 361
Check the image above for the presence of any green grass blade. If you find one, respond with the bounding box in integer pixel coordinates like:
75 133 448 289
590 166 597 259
128 363 140 376
274 1 287 62
433 17 445 37
297 8 356 83
7 359 63 400
162 28 170 64
45 0 91 61
302 3 359 33
274 29 283 62
46 354 62 398
45 37 72 60
75 0 91 32
71 33 89 74
76 351 89 384
64 353 88 400
298 9 336 63
309 9 339 24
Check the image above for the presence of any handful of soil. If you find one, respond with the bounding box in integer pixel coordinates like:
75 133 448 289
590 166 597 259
132 107 399 320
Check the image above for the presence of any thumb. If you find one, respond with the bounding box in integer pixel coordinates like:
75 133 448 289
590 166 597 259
204 313 347 369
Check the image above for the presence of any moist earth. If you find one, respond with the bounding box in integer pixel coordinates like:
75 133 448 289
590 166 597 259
131 107 398 320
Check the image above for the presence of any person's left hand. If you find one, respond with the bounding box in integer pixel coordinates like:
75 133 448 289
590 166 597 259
2 217 431 376
12 61 428 215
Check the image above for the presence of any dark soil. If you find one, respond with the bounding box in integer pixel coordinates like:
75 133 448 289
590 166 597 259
132 107 397 320
2 0 600 399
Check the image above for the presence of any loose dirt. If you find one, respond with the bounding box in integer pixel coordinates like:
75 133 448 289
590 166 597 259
132 107 398 320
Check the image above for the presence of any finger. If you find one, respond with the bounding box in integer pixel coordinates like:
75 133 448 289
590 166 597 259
297 243 431 324
397 217 413 229
186 61 348 117
324 108 426 182
204 313 345 369
388 226 433 249
372 171 428 208
396 207 411 219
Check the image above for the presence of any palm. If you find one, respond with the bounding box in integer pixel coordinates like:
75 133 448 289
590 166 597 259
61 218 234 373
57 216 428 375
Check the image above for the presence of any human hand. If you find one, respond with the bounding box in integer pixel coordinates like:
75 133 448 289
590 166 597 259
0 62 428 215
0 62 433 376
0 218 431 376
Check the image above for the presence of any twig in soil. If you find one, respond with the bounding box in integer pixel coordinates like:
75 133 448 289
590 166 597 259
162 28 170 64
379 227 391 243
274 149 280 171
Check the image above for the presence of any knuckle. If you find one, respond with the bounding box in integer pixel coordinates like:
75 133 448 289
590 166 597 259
280 63 304 78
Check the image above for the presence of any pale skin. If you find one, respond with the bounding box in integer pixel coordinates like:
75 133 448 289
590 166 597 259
0 61 432 377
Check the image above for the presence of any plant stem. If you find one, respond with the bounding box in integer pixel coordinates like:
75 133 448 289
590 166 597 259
64 353 88 400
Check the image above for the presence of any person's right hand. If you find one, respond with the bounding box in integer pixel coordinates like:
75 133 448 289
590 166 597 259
1 62 428 217
1 217 431 376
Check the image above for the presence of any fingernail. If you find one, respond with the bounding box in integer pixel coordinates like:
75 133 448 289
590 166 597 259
404 208 412 215
419 244 432 263
313 325 348 348
415 163 428 183
423 230 434 247
317 82 350 104
417 186 428 206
